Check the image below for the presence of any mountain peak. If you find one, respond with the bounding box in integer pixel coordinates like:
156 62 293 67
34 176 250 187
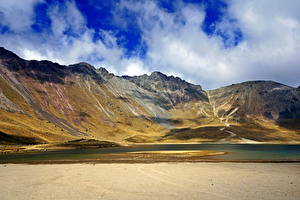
219 80 292 91
97 67 114 79
122 70 207 104
0 47 20 60
149 71 168 80
70 62 95 70
69 62 96 74
68 62 103 83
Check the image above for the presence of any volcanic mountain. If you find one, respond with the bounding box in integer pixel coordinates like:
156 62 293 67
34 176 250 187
0 47 299 144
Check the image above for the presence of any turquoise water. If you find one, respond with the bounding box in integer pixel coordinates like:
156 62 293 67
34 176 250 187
1 144 300 163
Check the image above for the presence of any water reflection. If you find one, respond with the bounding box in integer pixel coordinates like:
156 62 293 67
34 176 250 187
1 144 300 162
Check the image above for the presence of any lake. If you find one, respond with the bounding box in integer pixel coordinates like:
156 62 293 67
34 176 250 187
1 144 300 163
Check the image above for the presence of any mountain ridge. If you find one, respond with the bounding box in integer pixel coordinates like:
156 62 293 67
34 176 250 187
0 46 298 90
0 47 300 144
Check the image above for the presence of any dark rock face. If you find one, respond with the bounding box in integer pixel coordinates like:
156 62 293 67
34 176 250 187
97 67 114 79
68 62 103 83
0 47 103 84
0 47 67 83
0 47 20 60
69 62 96 75
26 60 68 84
0 47 26 71
123 72 208 104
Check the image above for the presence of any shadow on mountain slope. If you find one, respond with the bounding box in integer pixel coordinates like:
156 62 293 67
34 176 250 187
0 131 44 145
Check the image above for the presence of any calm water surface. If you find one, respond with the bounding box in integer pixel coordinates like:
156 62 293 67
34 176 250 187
1 144 300 162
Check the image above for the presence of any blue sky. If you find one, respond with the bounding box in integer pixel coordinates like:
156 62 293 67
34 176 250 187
0 0 300 89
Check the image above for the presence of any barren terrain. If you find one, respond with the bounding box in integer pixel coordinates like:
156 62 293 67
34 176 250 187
1 163 299 200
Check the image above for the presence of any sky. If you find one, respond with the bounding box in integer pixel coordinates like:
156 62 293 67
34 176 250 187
0 0 299 89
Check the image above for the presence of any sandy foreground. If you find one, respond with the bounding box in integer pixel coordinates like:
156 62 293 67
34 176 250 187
0 163 299 200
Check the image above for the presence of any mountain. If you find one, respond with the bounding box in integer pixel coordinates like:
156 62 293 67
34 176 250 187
0 47 299 144
208 81 300 120
123 71 208 105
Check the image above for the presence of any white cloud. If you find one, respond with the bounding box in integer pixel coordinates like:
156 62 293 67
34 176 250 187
118 0 300 89
122 1 235 88
227 0 300 86
48 0 86 36
0 0 144 77
22 48 49 61
0 0 299 89
121 59 148 76
0 0 44 31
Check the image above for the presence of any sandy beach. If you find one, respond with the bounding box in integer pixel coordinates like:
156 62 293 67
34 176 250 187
1 163 299 200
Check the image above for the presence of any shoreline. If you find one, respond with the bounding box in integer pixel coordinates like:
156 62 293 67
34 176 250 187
2 160 300 165
2 153 300 165
1 142 300 154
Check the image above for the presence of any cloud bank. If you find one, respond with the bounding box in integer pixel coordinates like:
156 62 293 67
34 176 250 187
0 0 299 89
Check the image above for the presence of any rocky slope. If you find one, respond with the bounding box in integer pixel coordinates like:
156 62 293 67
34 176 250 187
0 47 299 144
208 81 300 120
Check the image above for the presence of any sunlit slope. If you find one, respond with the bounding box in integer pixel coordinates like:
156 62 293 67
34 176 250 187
0 47 300 144
0 48 165 143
